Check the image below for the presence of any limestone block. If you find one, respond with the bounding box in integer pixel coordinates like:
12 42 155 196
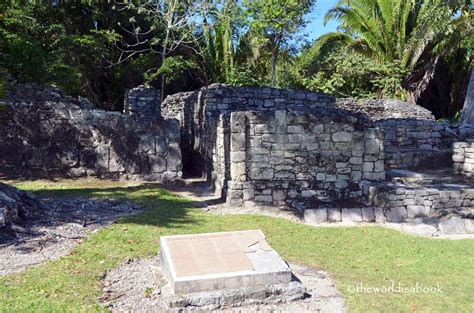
362 162 374 173
465 219 474 234
230 112 246 132
301 190 317 197
386 207 407 222
365 139 380 154
406 205 431 218
304 209 328 223
328 208 342 222
351 171 362 182
254 195 273 203
332 131 352 142
250 168 274 180
374 160 384 172
231 162 246 179
341 209 363 223
438 216 466 234
255 124 274 134
316 173 326 181
287 125 302 134
231 151 246 162
374 207 387 223
288 134 303 143
361 207 375 222
272 190 286 201
349 157 363 165
243 189 255 201
274 171 295 179
335 181 348 189
231 133 246 151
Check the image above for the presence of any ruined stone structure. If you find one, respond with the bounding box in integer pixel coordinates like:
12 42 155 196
1 81 471 228
226 110 384 208
163 85 473 227
453 142 474 177
162 84 385 209
0 82 181 180
123 85 161 121
336 99 453 169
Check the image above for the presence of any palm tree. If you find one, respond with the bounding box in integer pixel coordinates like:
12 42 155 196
314 0 472 102
200 0 242 83
200 0 268 85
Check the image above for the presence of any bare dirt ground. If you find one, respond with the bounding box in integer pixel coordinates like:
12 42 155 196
0 197 143 276
101 256 346 313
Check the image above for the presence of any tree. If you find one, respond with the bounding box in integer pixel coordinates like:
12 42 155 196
313 0 473 104
199 0 267 86
243 0 315 87
113 0 206 100
200 0 241 83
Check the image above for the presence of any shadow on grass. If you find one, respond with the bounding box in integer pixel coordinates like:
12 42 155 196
30 183 208 229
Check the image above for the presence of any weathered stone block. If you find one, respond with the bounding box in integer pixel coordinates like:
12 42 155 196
406 205 431 218
361 207 375 222
231 151 246 162
341 209 363 223
386 207 407 222
438 216 466 234
327 208 342 222
332 131 352 142
304 209 328 223
231 133 246 151
243 189 255 201
272 190 286 201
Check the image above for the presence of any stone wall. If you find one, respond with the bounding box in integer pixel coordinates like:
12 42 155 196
0 84 181 180
453 142 474 177
162 91 199 175
362 172 474 223
123 85 161 122
226 109 385 208
336 99 454 169
162 84 337 195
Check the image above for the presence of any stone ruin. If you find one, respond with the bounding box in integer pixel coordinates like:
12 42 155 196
1 80 473 231
0 81 181 181
161 85 385 208
161 84 473 229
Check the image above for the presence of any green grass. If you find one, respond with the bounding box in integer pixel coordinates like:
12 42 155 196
1 179 473 312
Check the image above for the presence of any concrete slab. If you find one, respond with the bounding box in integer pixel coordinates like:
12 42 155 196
160 230 291 294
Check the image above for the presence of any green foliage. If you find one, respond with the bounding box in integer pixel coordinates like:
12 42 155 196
296 0 473 116
0 0 471 117
0 1 174 109
243 0 315 86
146 56 196 85
244 0 314 43
227 65 265 87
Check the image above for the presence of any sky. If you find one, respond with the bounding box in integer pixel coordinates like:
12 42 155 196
301 0 340 43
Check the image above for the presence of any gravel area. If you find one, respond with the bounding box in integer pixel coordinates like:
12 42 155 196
101 257 346 313
0 197 143 276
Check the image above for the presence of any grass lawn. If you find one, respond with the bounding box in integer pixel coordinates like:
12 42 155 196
1 179 473 312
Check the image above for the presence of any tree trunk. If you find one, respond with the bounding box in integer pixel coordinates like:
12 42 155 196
459 71 474 126
271 49 277 87
160 50 166 102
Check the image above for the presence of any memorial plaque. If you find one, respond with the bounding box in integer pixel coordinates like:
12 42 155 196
160 230 291 294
